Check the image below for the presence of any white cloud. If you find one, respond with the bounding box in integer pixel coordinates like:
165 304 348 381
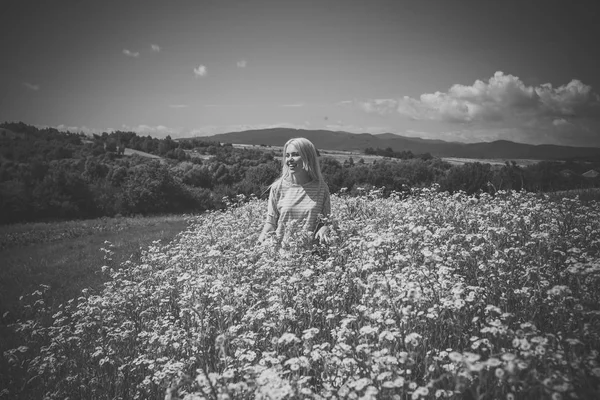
552 118 571 127
23 82 40 91
237 59 247 68
325 123 390 134
123 49 140 58
54 124 107 136
169 104 189 108
50 123 182 139
121 124 184 138
151 44 161 52
194 65 207 77
535 80 597 117
355 71 600 124
188 122 310 137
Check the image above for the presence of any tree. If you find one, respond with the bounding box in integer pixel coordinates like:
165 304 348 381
439 162 492 194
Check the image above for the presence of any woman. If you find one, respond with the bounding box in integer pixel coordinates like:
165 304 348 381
258 137 331 245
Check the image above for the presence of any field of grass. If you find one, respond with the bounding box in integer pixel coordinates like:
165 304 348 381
441 157 543 167
545 187 600 203
232 143 390 164
0 215 190 315
0 215 190 392
123 147 163 159
232 143 550 166
2 188 599 399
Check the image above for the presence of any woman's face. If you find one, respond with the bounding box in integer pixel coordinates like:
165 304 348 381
285 144 305 174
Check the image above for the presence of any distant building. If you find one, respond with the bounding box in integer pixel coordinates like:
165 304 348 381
583 169 599 178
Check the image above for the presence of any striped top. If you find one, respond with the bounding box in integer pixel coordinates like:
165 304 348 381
266 178 331 239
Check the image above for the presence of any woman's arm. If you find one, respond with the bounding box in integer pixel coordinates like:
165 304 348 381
314 184 332 244
259 182 280 243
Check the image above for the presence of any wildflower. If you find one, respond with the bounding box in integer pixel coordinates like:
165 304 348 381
405 332 422 347
302 328 319 340
547 285 571 297
360 325 378 336
352 377 371 391
277 332 300 345
487 357 501 367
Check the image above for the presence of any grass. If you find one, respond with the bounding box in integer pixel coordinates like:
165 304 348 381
0 215 190 316
0 214 190 369
545 187 600 202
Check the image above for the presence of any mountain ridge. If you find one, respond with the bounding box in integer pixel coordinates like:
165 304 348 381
180 128 600 160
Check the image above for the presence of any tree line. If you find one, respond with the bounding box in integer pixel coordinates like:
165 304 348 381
0 122 598 224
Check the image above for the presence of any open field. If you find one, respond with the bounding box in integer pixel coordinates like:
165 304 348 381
441 157 544 167
0 215 190 354
2 189 599 399
231 143 551 166
232 143 401 164
123 147 166 161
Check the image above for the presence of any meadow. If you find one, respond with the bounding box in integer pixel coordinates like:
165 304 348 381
0 215 190 392
2 188 600 399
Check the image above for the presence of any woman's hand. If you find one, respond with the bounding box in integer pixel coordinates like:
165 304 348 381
314 225 331 245
258 222 275 244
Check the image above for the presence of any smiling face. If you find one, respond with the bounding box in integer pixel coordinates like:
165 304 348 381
285 144 305 174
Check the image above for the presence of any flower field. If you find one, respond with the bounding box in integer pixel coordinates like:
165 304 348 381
3 187 600 399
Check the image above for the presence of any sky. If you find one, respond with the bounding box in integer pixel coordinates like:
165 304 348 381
2 0 600 147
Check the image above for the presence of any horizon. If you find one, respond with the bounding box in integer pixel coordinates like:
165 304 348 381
5 122 600 150
2 0 600 147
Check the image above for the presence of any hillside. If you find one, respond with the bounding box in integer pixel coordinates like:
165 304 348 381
2 121 599 225
192 128 600 160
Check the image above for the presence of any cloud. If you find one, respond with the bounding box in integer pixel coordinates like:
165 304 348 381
535 80 598 117
23 82 40 91
355 71 600 123
280 103 304 107
151 44 161 52
123 49 140 58
236 59 247 68
54 124 106 136
121 124 184 138
552 118 571 127
325 123 391 134
193 65 207 77
169 104 189 109
203 104 254 108
50 123 180 138
188 122 311 137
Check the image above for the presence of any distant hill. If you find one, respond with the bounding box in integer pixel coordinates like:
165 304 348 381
188 128 600 160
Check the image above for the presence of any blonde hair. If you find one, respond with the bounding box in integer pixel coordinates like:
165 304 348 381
277 137 324 184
